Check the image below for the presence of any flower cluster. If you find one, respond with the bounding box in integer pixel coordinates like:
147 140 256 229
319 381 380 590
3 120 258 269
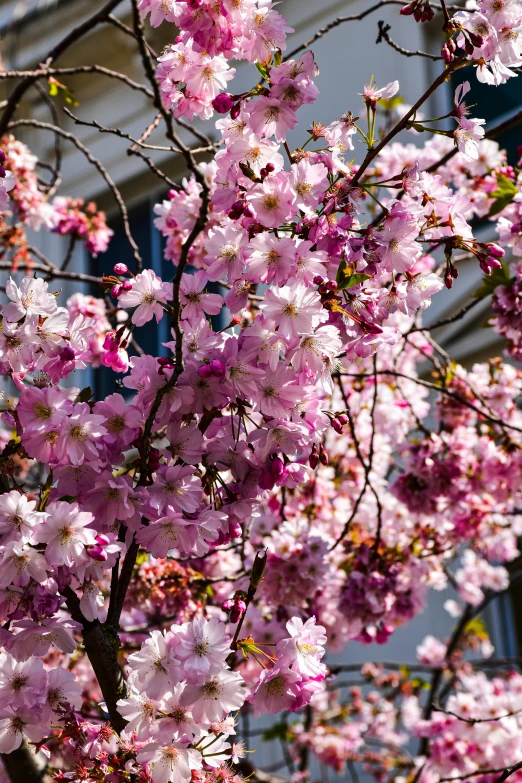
0 0 521 781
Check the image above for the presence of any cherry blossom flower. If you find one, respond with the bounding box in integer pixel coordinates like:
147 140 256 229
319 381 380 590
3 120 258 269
33 501 96 566
118 269 173 327
137 742 202 783
174 618 232 680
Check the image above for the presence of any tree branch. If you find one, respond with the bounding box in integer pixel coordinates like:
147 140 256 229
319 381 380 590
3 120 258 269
0 0 124 137
8 118 143 272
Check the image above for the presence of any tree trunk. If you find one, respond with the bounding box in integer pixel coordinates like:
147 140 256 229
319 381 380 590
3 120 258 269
1 744 50 783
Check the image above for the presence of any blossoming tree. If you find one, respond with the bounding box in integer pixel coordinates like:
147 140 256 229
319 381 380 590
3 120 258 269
0 0 521 781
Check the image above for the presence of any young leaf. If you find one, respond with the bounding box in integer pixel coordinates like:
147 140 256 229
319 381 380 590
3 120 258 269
487 173 518 218
473 262 511 300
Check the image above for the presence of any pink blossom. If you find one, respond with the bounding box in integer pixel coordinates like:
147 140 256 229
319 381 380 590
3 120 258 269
118 269 173 327
33 501 96 566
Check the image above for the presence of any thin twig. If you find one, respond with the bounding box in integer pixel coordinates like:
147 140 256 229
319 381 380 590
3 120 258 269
8 118 143 272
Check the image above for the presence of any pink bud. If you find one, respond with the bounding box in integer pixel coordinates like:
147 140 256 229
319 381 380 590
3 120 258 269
121 279 133 291
60 346 75 362
488 243 505 259
270 456 285 479
95 534 110 546
235 598 247 614
309 445 319 470
209 359 225 377
113 263 129 275
331 419 344 434
88 545 108 562
212 93 235 114
222 598 235 611
259 469 276 491
103 332 118 351
198 364 212 379
111 284 122 298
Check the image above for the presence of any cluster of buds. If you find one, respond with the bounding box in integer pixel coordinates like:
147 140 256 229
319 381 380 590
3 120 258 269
314 275 339 311
458 239 505 275
400 0 434 23
222 591 248 624
198 358 226 379
102 263 133 298
330 413 349 434
442 22 484 63
211 93 236 114
228 198 255 221
309 442 328 469
212 92 243 120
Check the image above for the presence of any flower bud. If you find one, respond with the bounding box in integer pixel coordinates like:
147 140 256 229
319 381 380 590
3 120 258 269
331 418 344 434
319 444 329 466
96 534 110 546
121 280 133 291
89 545 108 562
250 549 267 588
309 444 319 469
113 263 129 275
209 359 226 377
111 284 122 298
270 456 285 479
487 243 505 259
212 93 235 114
60 346 76 362
259 469 275 490
103 332 118 351
198 364 213 378
230 102 241 120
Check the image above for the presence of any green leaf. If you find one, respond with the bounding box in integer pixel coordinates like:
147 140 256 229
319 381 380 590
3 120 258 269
488 173 518 218
255 62 270 81
473 261 511 300
48 76 80 107
464 617 488 640
76 386 93 404
380 95 404 111
261 722 294 743
399 664 411 680
411 678 431 690
336 259 372 291
343 273 372 289
273 49 283 67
